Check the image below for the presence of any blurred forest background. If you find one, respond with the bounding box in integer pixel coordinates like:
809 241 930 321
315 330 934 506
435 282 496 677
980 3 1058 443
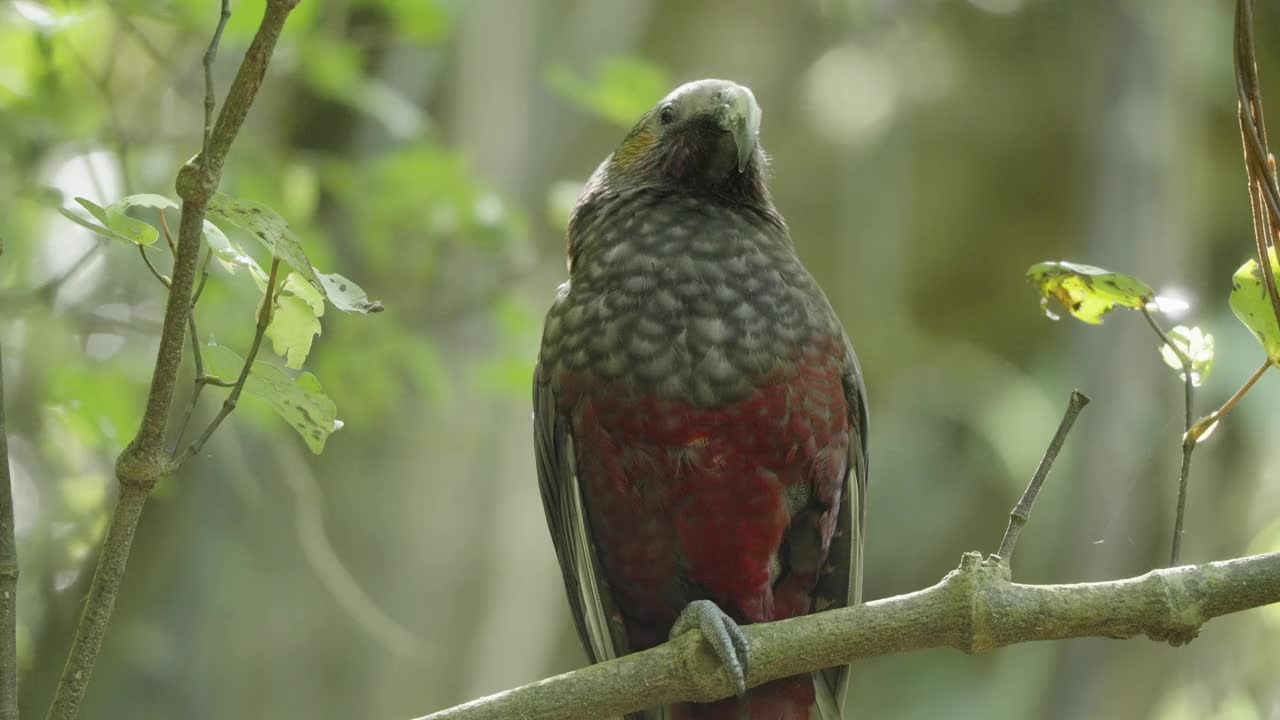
2 0 1280 718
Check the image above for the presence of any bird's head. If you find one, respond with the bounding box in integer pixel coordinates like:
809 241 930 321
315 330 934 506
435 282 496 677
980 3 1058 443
601 79 770 203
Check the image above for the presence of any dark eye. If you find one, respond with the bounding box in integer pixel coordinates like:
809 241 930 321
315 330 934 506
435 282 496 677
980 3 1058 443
659 105 676 125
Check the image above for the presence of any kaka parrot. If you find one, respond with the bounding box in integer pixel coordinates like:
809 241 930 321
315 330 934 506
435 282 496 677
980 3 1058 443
534 79 868 720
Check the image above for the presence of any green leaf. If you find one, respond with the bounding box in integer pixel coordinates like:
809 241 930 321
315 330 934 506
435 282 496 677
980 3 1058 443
267 273 325 369
318 272 383 314
108 194 239 267
1027 261 1155 324
547 58 669 128
204 344 341 453
1229 249 1280 363
207 193 382 314
59 197 158 246
207 193 321 286
111 193 178 212
1158 325 1214 387
203 219 268 284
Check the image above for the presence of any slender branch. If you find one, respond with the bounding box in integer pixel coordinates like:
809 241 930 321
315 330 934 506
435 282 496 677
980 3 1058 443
158 208 177 258
192 247 213 306
66 43 134 193
1235 0 1280 327
174 257 282 468
1139 308 1198 566
1188 358 1274 441
45 4 304 719
0 347 19 720
172 248 214 455
201 0 233 158
137 246 169 288
995 390 1089 566
31 244 104 304
420 551 1280 720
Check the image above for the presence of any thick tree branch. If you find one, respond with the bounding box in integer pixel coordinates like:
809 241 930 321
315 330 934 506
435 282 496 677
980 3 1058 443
421 552 1280 720
44 3 302 720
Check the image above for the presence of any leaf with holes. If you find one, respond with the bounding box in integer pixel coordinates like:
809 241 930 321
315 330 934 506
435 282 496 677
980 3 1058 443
59 197 158 246
207 193 382 314
207 193 321 287
1230 249 1280 363
318 272 383 314
204 344 341 454
1027 261 1155 324
1158 325 1215 387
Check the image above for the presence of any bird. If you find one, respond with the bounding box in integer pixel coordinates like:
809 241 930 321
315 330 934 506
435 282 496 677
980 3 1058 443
534 78 868 720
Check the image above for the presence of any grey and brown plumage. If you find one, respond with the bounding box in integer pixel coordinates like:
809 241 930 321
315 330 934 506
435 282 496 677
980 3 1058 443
534 79 868 720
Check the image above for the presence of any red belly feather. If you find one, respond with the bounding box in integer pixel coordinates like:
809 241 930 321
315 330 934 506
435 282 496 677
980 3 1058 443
560 337 850 654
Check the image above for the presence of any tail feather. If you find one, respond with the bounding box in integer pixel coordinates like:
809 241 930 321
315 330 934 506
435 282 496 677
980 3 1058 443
812 671 844 720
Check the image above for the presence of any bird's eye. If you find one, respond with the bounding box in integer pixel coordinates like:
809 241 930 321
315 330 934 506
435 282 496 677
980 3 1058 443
659 105 676 125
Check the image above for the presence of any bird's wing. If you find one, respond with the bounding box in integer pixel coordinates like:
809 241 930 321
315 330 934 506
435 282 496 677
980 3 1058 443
533 367 631 666
812 341 869 719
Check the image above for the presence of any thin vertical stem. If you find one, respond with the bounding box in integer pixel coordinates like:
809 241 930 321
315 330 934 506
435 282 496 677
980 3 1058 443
0 346 20 720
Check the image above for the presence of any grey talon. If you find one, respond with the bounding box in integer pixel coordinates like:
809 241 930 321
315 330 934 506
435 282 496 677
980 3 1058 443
671 599 750 697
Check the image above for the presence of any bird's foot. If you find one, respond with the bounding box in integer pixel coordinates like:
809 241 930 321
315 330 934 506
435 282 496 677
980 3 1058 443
670 599 750 697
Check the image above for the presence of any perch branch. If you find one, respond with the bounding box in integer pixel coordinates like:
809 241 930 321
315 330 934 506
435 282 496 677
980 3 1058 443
418 552 1280 720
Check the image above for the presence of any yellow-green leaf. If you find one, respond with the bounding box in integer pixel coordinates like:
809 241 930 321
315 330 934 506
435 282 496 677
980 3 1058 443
204 344 340 454
208 193 383 314
1027 261 1155 324
266 273 325 369
1158 325 1214 387
1229 249 1280 363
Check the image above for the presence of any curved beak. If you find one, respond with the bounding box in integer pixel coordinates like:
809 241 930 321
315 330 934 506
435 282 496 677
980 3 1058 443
714 84 761 172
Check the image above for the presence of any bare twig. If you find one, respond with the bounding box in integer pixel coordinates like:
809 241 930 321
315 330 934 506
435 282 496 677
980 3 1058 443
31 244 104 304
201 0 233 158
1187 358 1274 443
192 247 213 306
1139 307 1198 566
171 248 214 454
44 4 304 719
0 347 19 720
158 208 177 258
420 551 1280 720
1235 0 1280 327
67 43 134 193
995 390 1089 566
275 442 420 657
137 246 169 288
174 257 282 467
